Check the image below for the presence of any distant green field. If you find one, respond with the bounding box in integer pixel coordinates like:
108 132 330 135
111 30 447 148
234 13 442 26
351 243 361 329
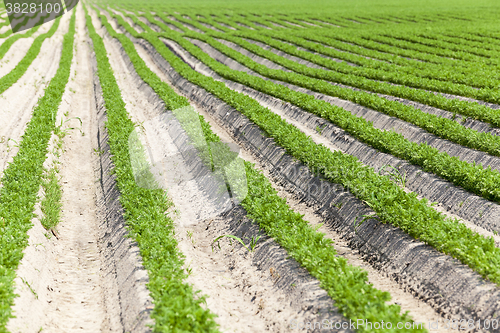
101 0 500 19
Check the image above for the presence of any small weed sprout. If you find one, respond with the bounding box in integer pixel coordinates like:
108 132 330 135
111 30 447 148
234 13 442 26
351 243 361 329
315 124 327 134
34 243 46 250
6 138 19 153
186 230 196 244
93 148 105 156
185 261 193 276
212 234 261 253
21 277 38 299
54 117 84 138
379 165 407 187
134 120 146 133
353 213 379 233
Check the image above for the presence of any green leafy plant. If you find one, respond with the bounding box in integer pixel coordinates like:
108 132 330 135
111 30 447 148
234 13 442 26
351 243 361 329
99 12 423 331
379 164 408 187
54 116 84 138
212 234 262 253
84 8 220 332
20 278 37 299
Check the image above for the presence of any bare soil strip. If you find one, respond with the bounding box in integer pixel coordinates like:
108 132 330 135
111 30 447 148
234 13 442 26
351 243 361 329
198 21 224 32
110 8 144 33
168 16 204 33
138 17 162 32
153 16 184 33
0 21 53 76
0 25 10 34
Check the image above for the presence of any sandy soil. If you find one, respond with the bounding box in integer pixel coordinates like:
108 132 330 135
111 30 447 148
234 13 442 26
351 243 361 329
153 16 184 33
190 83 456 333
0 25 10 34
138 16 161 32
7 4 120 332
3 6 496 333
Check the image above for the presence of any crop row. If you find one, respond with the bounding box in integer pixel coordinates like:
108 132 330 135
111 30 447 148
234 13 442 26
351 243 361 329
152 28 500 204
406 31 500 54
132 11 500 191
201 32 500 151
423 32 500 52
0 12 75 332
468 30 500 46
455 31 500 46
308 28 486 71
207 11 307 31
255 29 500 105
139 11 500 129
0 25 41 60
175 13 500 108
295 29 496 87
378 31 500 62
133 9 500 198
363 33 495 66
153 12 190 33
96 9 425 331
107 9 500 289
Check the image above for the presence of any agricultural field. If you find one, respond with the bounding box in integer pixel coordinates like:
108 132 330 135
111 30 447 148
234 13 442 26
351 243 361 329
1 0 500 332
